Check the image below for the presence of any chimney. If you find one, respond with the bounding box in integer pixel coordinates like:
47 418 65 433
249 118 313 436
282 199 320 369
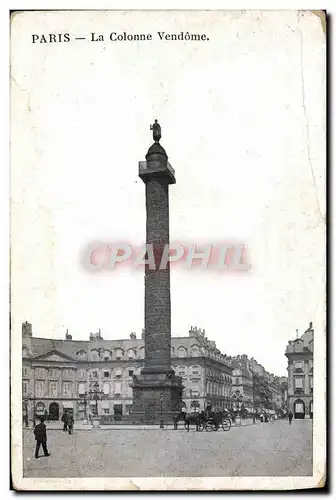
65 329 72 340
189 326 196 337
22 321 32 337
130 332 136 340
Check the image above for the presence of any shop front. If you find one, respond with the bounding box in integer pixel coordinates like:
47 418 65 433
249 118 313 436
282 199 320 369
294 399 305 419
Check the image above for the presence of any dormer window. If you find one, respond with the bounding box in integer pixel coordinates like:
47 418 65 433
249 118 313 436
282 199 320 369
115 348 123 360
127 349 135 359
91 350 100 361
103 350 111 361
76 350 87 360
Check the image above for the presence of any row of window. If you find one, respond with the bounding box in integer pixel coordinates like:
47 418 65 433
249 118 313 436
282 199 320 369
23 367 140 379
24 366 209 379
23 345 216 361
77 346 204 360
24 381 133 398
76 348 139 361
206 381 231 396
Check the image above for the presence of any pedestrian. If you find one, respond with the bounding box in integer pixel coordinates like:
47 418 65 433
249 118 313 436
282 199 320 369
61 412 68 432
288 410 293 425
34 417 50 459
67 412 74 435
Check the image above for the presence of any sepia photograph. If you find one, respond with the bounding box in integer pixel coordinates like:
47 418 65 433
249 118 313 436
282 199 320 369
10 9 326 490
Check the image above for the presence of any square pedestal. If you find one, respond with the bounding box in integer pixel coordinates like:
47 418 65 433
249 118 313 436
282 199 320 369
130 373 183 424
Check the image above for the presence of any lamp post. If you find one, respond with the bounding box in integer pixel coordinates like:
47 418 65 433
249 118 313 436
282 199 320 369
88 382 105 417
81 391 89 423
160 393 164 429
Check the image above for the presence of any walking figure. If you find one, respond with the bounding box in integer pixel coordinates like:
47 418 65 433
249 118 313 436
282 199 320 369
34 417 50 459
67 412 74 435
61 412 68 432
288 410 293 425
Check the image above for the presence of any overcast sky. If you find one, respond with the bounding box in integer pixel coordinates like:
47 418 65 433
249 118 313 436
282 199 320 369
11 10 326 376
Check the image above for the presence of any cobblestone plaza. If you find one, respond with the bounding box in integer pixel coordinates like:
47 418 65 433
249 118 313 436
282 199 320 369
23 419 312 478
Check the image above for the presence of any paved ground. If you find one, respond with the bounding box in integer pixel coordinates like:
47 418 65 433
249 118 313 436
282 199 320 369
23 419 313 478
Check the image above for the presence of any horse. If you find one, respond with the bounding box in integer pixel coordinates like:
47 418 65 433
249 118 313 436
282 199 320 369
172 410 187 430
184 411 206 432
172 410 205 432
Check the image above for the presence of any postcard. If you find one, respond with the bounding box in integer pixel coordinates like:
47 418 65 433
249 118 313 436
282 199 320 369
10 10 326 490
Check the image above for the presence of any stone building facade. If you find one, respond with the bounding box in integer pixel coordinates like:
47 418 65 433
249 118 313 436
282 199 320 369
285 322 314 419
22 322 233 422
231 355 286 414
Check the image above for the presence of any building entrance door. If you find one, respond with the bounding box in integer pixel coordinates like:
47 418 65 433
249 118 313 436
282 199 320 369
113 404 123 421
49 402 59 420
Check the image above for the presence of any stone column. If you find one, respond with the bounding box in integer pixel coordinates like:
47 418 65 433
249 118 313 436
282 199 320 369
131 122 183 423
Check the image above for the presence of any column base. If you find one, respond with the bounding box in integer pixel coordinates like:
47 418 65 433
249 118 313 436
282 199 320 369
130 373 183 424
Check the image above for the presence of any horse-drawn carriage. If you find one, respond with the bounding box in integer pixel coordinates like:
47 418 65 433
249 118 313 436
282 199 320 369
173 408 232 432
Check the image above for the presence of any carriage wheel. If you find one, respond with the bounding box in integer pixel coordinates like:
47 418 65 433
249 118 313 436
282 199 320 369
198 422 205 432
222 418 231 431
205 420 215 431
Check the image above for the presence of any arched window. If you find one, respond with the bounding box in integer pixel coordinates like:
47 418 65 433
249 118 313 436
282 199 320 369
178 347 187 358
191 345 200 357
127 348 136 360
90 350 100 361
115 348 123 360
76 350 87 360
103 350 111 361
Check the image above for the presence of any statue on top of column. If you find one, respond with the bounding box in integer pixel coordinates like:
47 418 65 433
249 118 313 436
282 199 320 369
150 119 161 143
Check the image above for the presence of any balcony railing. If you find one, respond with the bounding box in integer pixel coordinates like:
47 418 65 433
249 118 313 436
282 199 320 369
293 368 303 373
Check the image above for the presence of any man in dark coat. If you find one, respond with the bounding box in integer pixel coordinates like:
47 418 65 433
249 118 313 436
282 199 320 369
288 410 294 425
61 412 68 432
34 417 50 459
67 412 74 435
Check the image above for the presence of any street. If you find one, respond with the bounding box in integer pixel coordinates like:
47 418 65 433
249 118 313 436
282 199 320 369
23 419 312 478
